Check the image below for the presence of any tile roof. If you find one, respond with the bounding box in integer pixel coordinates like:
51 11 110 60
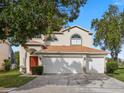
38 45 109 54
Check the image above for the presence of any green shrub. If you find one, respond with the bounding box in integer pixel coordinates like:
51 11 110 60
3 59 11 71
31 66 43 75
106 61 118 73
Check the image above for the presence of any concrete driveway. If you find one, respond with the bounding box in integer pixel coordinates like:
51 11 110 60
10 74 124 93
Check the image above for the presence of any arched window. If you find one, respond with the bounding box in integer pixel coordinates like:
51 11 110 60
71 34 82 45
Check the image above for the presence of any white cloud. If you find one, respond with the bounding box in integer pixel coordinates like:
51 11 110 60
114 0 124 5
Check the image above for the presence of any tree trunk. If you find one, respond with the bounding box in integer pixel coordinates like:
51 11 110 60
111 52 114 60
114 52 118 61
111 51 118 61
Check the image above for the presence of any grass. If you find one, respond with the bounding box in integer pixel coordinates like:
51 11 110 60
0 70 35 88
107 68 124 82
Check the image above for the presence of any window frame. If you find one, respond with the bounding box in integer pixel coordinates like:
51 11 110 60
70 34 82 45
34 34 42 38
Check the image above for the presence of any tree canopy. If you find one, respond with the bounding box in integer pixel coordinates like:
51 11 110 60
91 5 124 60
0 0 87 45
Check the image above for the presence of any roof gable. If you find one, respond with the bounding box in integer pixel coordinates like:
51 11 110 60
61 26 93 35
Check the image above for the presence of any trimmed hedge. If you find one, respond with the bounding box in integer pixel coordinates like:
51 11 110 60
31 66 43 75
106 61 118 73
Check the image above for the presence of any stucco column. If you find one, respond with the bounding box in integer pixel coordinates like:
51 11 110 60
26 52 31 74
38 56 43 66
82 55 87 73
19 46 27 74
85 55 90 73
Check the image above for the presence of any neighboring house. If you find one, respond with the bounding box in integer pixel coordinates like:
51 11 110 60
0 40 15 70
20 26 108 74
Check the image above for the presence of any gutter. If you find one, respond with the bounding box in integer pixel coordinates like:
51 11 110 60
35 51 109 55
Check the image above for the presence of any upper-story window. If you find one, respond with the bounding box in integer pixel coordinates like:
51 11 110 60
71 34 82 45
34 34 41 38
46 35 58 41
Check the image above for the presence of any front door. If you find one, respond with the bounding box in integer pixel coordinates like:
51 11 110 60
30 56 38 71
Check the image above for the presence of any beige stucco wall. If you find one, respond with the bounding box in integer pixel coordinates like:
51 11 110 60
28 46 41 51
31 34 45 44
46 27 93 47
29 27 93 47
0 42 11 70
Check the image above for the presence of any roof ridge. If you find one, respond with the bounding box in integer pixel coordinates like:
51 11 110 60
59 26 93 34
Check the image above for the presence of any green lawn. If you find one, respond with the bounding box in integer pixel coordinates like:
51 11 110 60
0 70 35 88
107 68 124 82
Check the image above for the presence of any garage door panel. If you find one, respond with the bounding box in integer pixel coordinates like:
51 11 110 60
42 57 83 74
88 58 105 73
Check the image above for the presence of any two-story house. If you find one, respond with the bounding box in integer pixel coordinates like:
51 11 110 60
19 26 108 74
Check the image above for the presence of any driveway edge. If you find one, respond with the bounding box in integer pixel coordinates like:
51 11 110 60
0 88 17 93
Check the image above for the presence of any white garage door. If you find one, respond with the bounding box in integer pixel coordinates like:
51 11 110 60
42 56 84 74
86 57 105 73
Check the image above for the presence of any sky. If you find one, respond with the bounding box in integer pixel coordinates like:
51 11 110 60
12 0 124 59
